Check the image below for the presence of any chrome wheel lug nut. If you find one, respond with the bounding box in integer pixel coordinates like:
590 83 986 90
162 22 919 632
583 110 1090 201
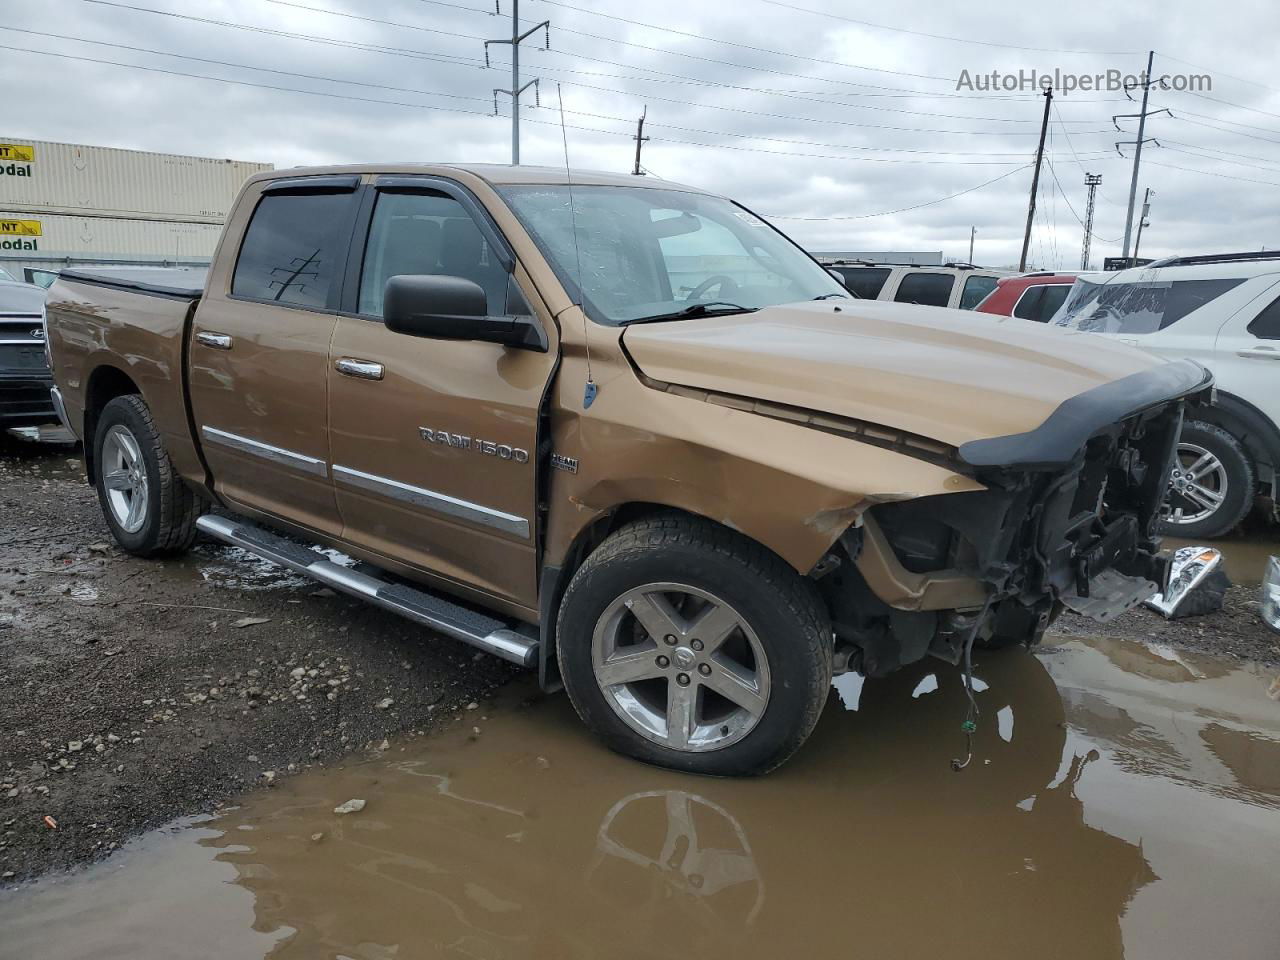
656 655 670 668
690 639 704 652
664 634 678 646
676 673 690 686
698 663 711 676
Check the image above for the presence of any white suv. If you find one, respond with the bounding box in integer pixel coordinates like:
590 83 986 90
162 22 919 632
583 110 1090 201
1048 252 1280 538
824 261 1014 310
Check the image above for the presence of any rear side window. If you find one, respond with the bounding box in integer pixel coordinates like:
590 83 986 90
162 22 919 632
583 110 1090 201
834 266 891 299
959 275 998 310
1053 278 1245 334
1013 284 1072 323
1013 286 1045 320
1040 284 1069 320
894 272 954 307
358 191 508 318
232 192 354 309
1247 295 1280 339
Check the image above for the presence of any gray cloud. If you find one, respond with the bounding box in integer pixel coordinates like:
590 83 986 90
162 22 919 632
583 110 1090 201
3 0 1276 268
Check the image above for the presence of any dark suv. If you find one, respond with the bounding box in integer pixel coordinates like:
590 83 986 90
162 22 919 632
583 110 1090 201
0 280 56 428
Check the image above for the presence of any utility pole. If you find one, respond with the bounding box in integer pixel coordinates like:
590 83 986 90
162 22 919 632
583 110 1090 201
968 226 976 264
485 0 550 166
1081 173 1102 270
1019 86 1053 272
1133 187 1154 261
632 106 649 176
1118 50 1159 260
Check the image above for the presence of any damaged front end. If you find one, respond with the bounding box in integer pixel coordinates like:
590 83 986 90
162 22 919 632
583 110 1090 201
819 359 1213 678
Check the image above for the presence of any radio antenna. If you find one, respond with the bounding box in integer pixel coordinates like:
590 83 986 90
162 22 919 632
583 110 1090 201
557 83 596 409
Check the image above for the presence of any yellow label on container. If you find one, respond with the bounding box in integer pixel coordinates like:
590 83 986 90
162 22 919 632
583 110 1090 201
0 144 35 163
0 219 42 237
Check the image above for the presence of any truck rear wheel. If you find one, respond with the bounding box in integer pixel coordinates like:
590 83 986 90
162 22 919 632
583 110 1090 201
556 514 832 776
93 395 203 556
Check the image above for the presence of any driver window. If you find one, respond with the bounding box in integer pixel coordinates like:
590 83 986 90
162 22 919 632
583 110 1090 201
359 191 508 318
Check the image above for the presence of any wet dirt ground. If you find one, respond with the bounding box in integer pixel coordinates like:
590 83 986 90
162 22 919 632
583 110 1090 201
2 635 1279 960
3 431 1280 958
0 434 515 883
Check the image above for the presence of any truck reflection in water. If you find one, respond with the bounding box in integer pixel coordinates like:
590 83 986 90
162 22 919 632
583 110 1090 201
195 645 1175 960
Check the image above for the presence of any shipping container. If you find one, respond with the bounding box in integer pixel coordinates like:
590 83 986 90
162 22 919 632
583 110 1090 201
0 211 223 281
0 137 270 223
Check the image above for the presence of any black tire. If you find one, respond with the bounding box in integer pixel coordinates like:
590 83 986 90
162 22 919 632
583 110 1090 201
1159 420 1254 540
556 513 833 776
92 394 204 556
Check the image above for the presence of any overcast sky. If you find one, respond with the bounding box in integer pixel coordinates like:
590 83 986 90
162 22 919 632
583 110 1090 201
2 0 1277 267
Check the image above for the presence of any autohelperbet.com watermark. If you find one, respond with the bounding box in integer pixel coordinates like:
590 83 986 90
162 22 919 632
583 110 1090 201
956 68 1211 95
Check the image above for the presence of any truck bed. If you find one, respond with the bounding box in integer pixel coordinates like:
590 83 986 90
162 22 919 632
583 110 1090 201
45 267 208 488
58 266 208 300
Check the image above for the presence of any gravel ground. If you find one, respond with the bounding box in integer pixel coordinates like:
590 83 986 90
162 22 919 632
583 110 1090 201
0 434 517 885
1 432 1277 885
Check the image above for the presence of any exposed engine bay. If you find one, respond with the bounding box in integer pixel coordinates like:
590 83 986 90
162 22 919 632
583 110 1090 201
818 371 1206 678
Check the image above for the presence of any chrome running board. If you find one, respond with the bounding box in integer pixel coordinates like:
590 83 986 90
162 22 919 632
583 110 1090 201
195 515 538 668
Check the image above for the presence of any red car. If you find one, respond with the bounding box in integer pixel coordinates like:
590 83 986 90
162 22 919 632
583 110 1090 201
974 272 1077 323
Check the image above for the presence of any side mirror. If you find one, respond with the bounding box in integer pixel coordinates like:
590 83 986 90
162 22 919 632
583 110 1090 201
383 274 546 351
827 268 848 286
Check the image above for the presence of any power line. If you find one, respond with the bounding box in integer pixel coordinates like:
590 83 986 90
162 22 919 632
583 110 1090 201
760 1 1138 55
763 164 1032 221
0 26 492 103
0 28 1114 163
1143 158 1280 188
526 0 952 82
1156 51 1280 98
79 0 487 67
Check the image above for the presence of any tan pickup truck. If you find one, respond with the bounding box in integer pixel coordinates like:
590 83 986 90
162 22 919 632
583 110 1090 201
44 163 1210 775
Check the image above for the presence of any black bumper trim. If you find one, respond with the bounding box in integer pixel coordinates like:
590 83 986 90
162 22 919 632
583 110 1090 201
958 359 1211 470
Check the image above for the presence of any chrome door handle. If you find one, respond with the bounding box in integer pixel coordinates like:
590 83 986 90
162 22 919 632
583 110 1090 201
335 357 384 381
1237 347 1280 360
196 331 233 350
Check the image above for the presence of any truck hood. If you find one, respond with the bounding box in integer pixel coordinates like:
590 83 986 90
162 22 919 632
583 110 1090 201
622 299 1187 451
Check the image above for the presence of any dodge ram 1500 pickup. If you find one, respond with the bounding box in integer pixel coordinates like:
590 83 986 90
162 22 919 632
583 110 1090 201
44 164 1211 775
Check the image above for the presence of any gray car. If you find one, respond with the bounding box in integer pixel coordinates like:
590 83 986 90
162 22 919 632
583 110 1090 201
0 279 56 428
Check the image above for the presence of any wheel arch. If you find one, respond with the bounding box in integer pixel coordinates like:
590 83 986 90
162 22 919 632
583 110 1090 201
537 502 803 692
1195 390 1280 491
82 364 142 486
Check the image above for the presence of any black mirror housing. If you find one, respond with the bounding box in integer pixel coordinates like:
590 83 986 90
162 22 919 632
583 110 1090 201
383 274 546 351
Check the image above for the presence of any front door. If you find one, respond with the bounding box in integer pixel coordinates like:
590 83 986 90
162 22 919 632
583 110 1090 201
1214 282 1280 430
188 177 362 537
327 178 558 610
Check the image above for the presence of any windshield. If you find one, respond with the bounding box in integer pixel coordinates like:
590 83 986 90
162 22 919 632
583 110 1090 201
498 185 848 325
1049 275 1245 334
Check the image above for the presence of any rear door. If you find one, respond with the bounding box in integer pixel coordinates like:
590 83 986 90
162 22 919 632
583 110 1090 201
187 175 362 537
1213 281 1280 430
326 176 558 610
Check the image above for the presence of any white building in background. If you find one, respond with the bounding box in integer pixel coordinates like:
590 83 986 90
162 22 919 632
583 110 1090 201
0 138 270 283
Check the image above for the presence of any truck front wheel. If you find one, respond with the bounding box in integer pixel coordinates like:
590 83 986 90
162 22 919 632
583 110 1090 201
93 394 203 556
556 514 833 776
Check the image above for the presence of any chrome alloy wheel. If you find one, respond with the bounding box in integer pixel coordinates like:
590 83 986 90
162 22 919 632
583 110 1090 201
101 424 149 534
1166 442 1228 526
591 583 771 753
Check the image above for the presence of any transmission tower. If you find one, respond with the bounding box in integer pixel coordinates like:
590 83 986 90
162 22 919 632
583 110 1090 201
1081 173 1102 270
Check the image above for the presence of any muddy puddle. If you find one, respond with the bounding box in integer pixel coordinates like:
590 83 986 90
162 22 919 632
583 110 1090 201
4 634 1279 960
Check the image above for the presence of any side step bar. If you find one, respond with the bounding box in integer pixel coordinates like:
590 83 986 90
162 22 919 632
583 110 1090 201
195 515 539 668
